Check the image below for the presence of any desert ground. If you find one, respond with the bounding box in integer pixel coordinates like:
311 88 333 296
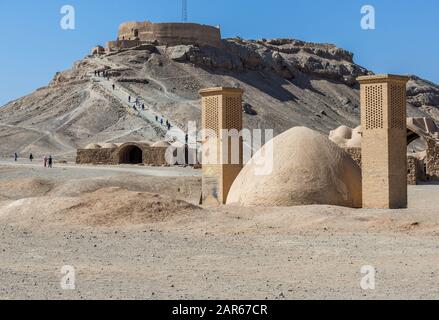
0 158 438 300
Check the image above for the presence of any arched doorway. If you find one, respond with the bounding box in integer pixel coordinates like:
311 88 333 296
119 145 143 164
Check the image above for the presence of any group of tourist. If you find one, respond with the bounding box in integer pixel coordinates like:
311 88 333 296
94 69 117 92
13 153 53 168
128 95 149 113
94 69 110 80
154 115 172 130
94 75 175 133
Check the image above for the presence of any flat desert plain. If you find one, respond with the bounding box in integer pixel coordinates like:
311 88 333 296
0 159 438 299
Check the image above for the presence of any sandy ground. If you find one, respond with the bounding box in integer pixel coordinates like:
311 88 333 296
0 159 438 300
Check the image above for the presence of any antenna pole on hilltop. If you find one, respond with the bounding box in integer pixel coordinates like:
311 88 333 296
182 0 188 22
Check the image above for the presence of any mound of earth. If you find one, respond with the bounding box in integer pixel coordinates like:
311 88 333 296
0 187 202 228
59 187 202 226
0 177 55 200
49 175 201 204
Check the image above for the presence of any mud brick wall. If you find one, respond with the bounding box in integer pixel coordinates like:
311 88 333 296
76 148 118 165
117 22 222 48
76 145 170 166
407 156 425 185
344 147 425 185
344 147 362 167
426 138 439 179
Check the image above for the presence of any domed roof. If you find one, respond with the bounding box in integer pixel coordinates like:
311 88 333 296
227 127 362 208
329 125 362 148
329 126 352 147
100 143 118 149
332 125 352 139
152 141 171 148
346 126 362 148
85 143 101 150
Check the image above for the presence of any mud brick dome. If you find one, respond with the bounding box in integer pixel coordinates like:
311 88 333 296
226 127 363 208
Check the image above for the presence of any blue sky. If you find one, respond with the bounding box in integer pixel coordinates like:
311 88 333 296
0 0 437 106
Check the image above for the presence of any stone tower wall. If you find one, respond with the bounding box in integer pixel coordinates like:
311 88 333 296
199 87 244 205
358 74 410 209
117 21 222 47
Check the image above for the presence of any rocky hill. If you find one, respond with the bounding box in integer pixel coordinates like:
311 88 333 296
1 37 438 160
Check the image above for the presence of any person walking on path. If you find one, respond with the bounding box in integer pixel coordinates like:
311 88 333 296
48 156 53 168
44 156 48 168
128 96 131 103
29 153 34 162
14 152 18 162
112 84 115 91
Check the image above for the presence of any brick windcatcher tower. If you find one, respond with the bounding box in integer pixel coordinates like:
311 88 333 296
357 74 410 209
199 87 244 205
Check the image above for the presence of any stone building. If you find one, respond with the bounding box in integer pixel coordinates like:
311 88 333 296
76 142 169 166
76 141 198 167
106 21 222 52
91 45 105 55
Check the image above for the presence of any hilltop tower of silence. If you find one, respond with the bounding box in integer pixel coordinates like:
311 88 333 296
92 20 222 54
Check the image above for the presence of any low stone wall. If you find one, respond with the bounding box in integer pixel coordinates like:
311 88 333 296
345 147 361 167
344 147 425 185
407 156 425 185
145 146 168 166
76 145 169 166
76 148 118 165
106 39 141 52
92 46 105 55
75 143 201 167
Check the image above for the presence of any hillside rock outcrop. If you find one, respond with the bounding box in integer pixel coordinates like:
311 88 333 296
1 35 438 160
167 38 370 84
